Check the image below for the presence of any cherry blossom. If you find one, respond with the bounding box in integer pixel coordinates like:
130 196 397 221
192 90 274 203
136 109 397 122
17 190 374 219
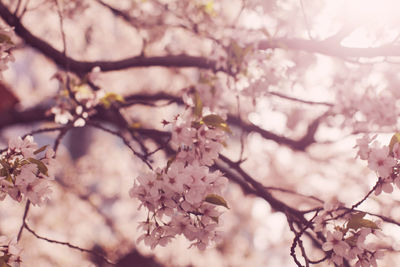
354 134 376 160
367 144 396 178
130 87 229 249
4 0 400 266
0 136 56 206
0 236 22 267
0 24 14 78
322 230 350 258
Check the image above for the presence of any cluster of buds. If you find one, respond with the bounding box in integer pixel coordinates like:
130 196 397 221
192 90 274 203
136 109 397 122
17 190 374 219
49 73 124 127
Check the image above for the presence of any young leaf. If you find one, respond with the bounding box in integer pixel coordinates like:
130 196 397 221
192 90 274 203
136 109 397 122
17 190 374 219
203 0 216 16
28 158 48 176
0 33 13 45
0 159 10 170
347 212 379 230
0 168 7 177
230 41 243 60
130 122 141 129
165 155 176 173
34 145 48 155
202 114 232 133
389 132 400 154
0 254 12 267
205 194 229 209
193 91 203 118
100 92 125 109
210 216 219 223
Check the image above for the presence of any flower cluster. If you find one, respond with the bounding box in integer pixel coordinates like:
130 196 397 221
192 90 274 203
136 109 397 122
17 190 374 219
322 227 383 267
354 134 400 195
170 116 226 166
130 161 228 249
314 202 384 266
131 86 230 249
0 236 22 267
49 73 124 127
0 25 15 79
0 136 56 206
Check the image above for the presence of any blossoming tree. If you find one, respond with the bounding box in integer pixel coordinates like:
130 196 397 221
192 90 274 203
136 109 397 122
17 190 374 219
0 0 400 266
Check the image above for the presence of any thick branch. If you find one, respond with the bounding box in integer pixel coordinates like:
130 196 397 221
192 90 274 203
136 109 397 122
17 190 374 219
0 93 321 151
124 93 322 150
1 2 399 81
0 107 49 128
0 3 217 74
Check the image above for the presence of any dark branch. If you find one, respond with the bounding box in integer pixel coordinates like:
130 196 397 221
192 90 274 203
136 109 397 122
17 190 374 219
24 223 116 265
0 3 217 75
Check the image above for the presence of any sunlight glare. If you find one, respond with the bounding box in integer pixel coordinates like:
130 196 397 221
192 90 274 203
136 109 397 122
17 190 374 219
344 0 400 25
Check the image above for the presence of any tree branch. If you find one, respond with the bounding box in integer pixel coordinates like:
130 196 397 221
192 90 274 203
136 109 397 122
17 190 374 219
24 222 116 265
259 38 400 58
0 3 218 75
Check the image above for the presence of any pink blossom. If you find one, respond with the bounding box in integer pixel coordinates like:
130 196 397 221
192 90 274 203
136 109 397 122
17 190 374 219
370 250 384 267
375 180 394 196
367 145 395 178
1 136 56 205
356 228 372 249
393 142 400 159
354 134 376 160
322 230 350 257
8 135 37 158
0 235 22 267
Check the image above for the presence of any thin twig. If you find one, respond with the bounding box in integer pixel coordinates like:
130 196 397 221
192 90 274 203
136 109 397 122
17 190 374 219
17 200 30 241
24 222 115 265
14 0 23 16
22 126 65 139
269 91 333 106
87 121 153 170
334 178 381 220
53 126 70 153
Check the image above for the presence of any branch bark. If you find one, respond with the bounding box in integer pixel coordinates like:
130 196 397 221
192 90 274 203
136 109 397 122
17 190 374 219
0 3 217 75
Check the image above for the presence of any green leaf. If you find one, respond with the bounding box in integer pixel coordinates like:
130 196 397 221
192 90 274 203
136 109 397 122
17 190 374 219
347 212 379 230
6 175 12 184
100 92 125 109
351 211 366 220
199 74 218 85
165 155 176 174
231 41 243 60
34 145 48 155
203 0 216 16
0 33 13 45
344 234 357 247
205 194 229 209
210 216 219 223
0 254 12 267
202 114 231 133
28 158 48 176
0 159 10 170
389 133 400 154
0 168 7 177
193 91 203 118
